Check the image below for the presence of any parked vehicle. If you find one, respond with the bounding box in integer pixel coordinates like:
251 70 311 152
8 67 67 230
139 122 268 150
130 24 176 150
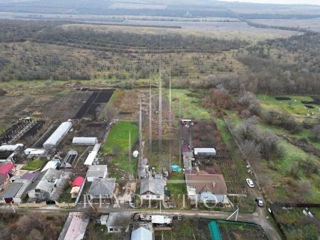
246 178 255 188
256 197 264 207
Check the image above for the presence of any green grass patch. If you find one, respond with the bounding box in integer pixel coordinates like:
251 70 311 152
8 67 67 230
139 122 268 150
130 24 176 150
103 121 138 175
257 94 320 120
167 89 211 120
102 121 138 154
22 159 46 170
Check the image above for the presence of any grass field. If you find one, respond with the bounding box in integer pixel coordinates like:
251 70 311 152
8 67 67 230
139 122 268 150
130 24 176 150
102 121 138 154
22 159 46 170
102 121 138 175
257 94 320 121
168 89 211 120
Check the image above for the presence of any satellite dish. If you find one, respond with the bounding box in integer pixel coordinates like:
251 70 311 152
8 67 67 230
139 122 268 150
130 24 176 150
133 150 139 158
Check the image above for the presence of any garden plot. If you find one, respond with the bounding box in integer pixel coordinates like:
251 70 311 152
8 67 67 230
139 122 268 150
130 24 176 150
74 89 114 120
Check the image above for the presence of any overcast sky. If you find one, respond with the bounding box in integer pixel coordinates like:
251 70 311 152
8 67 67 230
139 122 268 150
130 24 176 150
220 0 320 5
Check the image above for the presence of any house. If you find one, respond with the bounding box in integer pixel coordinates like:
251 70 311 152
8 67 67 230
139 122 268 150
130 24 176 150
185 172 228 204
27 168 71 202
105 212 131 233
70 176 85 199
140 177 165 202
58 212 89 240
131 226 153 240
86 165 107 182
87 178 116 201
0 162 15 176
41 159 61 172
2 179 31 204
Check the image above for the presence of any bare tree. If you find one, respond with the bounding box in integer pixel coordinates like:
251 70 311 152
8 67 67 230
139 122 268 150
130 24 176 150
98 103 118 123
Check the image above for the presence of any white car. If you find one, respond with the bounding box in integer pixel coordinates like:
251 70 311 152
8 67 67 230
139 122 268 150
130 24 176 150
246 178 255 188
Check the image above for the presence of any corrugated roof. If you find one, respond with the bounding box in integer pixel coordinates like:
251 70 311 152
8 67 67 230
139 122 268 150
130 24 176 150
140 178 165 196
2 182 23 198
86 165 107 178
88 178 115 197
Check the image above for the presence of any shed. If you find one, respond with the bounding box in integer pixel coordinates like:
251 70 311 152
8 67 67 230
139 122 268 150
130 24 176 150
41 160 61 172
194 148 216 157
86 165 107 182
131 227 152 240
84 144 101 166
43 121 72 150
72 137 98 146
208 221 222 240
72 177 85 187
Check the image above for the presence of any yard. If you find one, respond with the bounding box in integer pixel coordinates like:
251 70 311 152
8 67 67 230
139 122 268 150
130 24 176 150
167 89 211 120
22 159 46 170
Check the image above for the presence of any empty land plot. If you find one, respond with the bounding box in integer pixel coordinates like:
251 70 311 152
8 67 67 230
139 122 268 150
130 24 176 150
102 121 138 175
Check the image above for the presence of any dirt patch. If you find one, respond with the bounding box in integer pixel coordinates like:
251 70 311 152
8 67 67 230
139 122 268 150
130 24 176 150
74 89 114 120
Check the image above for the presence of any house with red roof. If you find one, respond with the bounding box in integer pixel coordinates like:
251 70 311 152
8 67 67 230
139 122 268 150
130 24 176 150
0 162 15 191
0 162 14 176
70 176 85 199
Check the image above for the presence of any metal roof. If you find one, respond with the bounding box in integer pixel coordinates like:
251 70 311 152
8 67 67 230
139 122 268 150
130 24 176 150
194 148 216 156
72 137 98 146
131 227 152 240
88 178 115 197
43 121 72 149
0 144 23 152
84 144 101 166
140 178 165 196
2 182 23 198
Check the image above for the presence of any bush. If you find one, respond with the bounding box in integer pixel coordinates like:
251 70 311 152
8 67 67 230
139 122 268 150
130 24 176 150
309 125 320 142
237 91 261 116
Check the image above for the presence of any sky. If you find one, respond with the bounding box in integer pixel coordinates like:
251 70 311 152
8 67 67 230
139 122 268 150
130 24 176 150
220 0 320 5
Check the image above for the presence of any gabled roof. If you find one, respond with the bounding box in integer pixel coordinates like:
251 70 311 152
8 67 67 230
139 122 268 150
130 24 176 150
0 162 14 175
140 178 165 196
2 182 23 198
185 172 227 195
72 177 85 187
131 227 152 240
88 178 115 197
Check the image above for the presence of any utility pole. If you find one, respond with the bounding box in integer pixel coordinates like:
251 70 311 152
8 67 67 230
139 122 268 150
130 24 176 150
158 34 162 170
129 130 132 179
149 72 152 157
139 97 142 163
169 70 172 170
